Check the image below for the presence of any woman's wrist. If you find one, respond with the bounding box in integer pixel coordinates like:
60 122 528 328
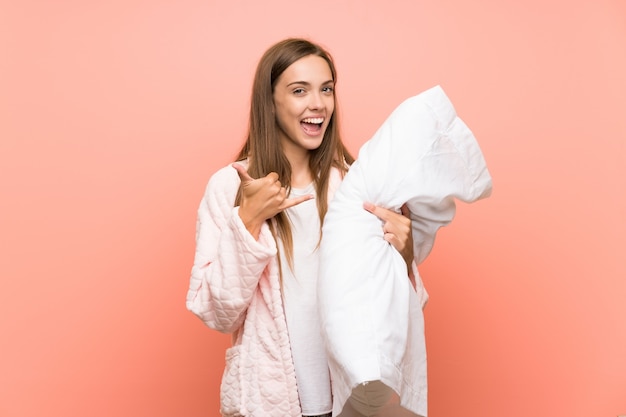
238 207 263 240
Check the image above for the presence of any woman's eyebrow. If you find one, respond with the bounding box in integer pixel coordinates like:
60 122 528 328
286 81 310 87
286 79 334 87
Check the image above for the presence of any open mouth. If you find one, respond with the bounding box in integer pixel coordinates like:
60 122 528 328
301 117 324 135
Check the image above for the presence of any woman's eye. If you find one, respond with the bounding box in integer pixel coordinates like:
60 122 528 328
322 86 334 94
293 88 305 95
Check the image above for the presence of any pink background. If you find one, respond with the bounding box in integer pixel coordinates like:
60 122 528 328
1 1 625 416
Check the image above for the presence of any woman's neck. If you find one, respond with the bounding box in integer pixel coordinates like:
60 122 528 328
286 151 313 188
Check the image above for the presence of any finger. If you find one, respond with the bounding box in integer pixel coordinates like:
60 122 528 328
400 203 410 218
266 172 280 183
363 202 395 222
383 220 405 238
262 172 282 192
383 232 398 245
280 194 314 210
363 201 376 213
232 163 255 183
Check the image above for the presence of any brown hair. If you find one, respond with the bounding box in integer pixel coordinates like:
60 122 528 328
235 38 354 267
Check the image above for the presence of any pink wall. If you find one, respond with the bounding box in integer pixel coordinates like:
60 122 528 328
1 1 625 416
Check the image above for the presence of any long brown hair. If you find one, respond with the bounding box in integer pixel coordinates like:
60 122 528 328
235 38 354 267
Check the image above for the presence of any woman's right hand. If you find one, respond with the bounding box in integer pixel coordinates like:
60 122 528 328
232 163 313 239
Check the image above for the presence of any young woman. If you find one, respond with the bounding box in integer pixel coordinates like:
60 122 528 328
186 38 414 417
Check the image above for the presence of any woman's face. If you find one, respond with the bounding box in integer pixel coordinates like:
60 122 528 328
273 54 335 161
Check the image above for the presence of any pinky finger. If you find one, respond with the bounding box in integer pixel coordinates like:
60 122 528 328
281 194 314 210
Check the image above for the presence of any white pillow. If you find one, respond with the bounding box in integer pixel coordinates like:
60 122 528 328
318 85 492 416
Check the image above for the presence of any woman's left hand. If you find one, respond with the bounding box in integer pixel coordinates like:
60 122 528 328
363 202 415 274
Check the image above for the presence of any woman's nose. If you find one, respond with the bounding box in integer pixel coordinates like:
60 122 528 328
308 91 324 110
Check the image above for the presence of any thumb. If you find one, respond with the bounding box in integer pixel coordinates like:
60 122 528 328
232 163 255 183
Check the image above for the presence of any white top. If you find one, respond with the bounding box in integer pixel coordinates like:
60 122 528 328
280 183 332 416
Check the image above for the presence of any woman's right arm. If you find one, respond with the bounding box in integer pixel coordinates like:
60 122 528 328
185 166 277 334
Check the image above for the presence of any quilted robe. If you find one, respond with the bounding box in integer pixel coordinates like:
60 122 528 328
186 162 344 417
318 85 493 417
